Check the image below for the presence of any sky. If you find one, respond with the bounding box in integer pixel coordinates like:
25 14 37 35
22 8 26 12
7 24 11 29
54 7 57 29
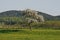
0 0 60 16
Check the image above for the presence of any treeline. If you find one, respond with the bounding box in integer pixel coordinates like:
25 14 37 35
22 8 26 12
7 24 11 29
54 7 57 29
31 21 60 29
0 17 60 29
0 17 23 24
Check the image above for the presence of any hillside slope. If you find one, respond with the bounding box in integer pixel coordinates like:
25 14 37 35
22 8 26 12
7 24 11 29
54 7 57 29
0 9 60 21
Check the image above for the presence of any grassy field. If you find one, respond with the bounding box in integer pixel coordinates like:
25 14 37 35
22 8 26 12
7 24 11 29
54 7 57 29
0 29 60 40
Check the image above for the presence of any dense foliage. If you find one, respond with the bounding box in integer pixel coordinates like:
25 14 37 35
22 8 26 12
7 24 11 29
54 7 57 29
0 17 60 29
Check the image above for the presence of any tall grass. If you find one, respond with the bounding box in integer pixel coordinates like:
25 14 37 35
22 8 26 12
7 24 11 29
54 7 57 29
0 29 60 40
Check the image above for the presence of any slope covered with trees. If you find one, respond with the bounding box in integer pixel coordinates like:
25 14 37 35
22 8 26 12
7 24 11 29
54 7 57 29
0 9 60 29
0 9 60 21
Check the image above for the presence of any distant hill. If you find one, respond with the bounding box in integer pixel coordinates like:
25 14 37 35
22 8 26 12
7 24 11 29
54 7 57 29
55 16 60 20
0 10 23 17
38 12 55 21
0 9 60 21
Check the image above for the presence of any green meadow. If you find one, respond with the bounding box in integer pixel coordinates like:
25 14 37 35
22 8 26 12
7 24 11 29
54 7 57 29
0 29 60 40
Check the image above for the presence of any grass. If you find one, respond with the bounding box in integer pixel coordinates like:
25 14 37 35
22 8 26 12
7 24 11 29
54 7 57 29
0 29 60 40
